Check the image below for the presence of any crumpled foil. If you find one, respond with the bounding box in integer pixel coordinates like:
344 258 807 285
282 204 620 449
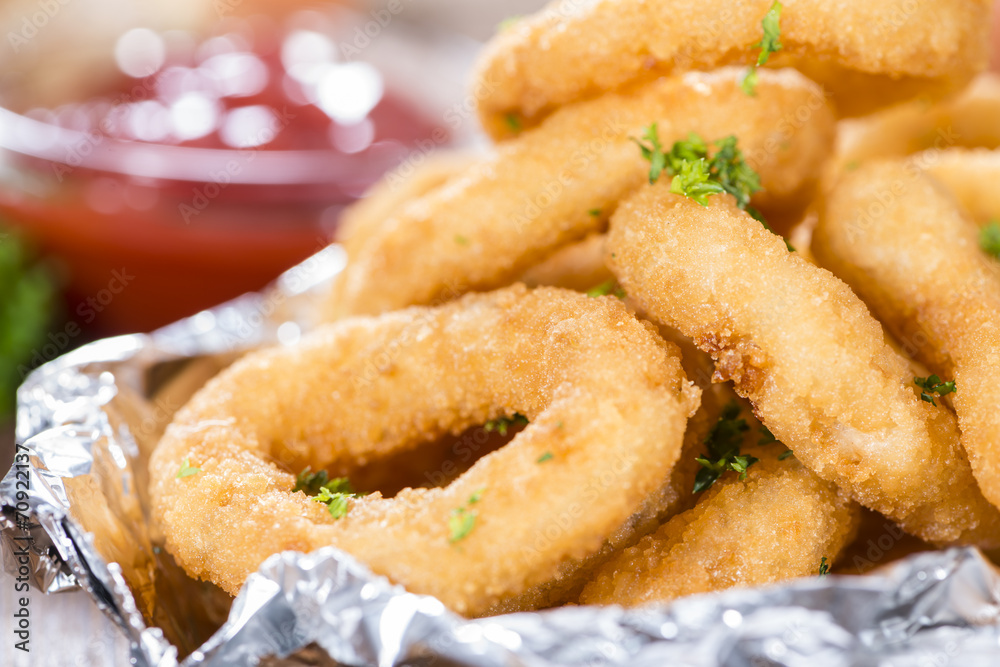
3 249 1000 667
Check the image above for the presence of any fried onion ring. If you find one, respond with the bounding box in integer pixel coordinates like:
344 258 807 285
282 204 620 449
606 182 1000 546
815 160 1000 513
150 285 700 616
475 0 991 138
579 442 860 606
326 68 833 319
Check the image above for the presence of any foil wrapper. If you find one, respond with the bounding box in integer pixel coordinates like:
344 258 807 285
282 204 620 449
3 249 1000 667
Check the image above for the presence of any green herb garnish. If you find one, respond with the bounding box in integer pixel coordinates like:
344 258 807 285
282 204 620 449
176 458 201 479
914 375 956 407
693 402 759 493
980 220 1000 258
633 129 791 250
537 451 554 463
586 279 626 299
819 556 830 577
0 228 58 418
588 208 602 217
484 413 529 436
454 234 470 246
504 113 523 134
778 449 795 461
449 488 485 543
311 478 361 519
742 1 783 95
499 15 522 31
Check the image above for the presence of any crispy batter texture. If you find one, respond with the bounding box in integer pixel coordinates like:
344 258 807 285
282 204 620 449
336 151 476 251
475 0 990 138
520 233 614 292
150 285 700 616
815 160 1000 513
920 148 1000 224
326 68 833 319
580 442 860 607
606 183 1000 546
827 74 1000 181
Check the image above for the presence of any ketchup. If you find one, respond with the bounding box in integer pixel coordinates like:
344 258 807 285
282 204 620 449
0 17 445 334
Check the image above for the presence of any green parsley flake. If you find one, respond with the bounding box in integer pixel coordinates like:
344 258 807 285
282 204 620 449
455 234 470 246
449 489 485 543
312 478 361 520
499 15 522 31
980 220 1000 258
758 425 778 446
588 208 602 217
176 458 201 479
586 279 626 299
778 449 795 461
633 128 792 251
504 113 523 134
537 451 554 463
819 556 830 577
914 375 956 407
485 413 529 436
742 1 783 96
693 402 759 493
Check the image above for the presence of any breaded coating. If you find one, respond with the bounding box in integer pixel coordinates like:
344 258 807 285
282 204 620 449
920 148 1000 224
606 183 1000 546
520 233 614 292
580 443 860 606
326 68 833 319
827 74 1000 181
475 0 990 138
336 151 476 251
815 160 1000 513
150 286 700 617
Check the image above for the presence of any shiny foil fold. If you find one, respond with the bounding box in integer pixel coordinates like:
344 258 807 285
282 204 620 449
3 250 1000 667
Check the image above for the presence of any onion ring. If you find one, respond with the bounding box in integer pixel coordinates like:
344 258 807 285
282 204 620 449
814 159 1000 513
150 285 700 616
326 68 833 319
579 442 860 606
606 182 1000 546
475 0 990 138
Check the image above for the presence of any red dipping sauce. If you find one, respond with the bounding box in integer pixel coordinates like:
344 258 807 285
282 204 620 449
0 16 446 333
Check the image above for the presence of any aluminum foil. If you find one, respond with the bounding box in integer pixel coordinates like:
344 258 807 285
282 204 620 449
3 249 1000 667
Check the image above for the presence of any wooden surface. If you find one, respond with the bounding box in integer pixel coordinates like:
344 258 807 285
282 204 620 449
0 575 132 666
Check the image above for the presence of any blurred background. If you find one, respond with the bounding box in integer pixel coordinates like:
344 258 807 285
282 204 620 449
0 0 552 469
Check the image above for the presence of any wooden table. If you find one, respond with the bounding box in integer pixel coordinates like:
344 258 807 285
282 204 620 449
0 574 132 666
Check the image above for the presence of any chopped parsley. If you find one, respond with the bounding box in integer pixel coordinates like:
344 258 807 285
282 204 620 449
295 468 361 519
485 413 529 436
454 234 470 246
914 375 956 407
633 128 793 250
778 449 795 461
819 556 830 577
742 1 784 95
537 451 554 463
449 488 484 543
980 220 1000 258
693 402 759 493
176 458 201 479
588 208 602 217
758 425 777 445
586 279 626 299
504 113 523 134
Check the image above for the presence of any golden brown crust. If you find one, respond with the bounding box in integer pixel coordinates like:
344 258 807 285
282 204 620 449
150 286 699 616
606 182 1000 546
815 159 1000 514
580 443 860 606
326 68 833 319
475 0 990 138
